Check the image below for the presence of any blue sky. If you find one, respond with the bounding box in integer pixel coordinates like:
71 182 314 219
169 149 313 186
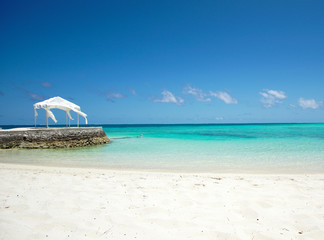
1 0 323 125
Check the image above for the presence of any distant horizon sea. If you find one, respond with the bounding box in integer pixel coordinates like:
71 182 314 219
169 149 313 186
1 123 324 173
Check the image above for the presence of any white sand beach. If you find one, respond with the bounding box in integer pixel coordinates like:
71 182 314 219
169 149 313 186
0 163 324 240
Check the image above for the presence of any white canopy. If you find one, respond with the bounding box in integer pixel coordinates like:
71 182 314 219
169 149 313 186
34 96 88 127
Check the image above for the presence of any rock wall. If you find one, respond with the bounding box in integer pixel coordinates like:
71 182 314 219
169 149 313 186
0 127 110 149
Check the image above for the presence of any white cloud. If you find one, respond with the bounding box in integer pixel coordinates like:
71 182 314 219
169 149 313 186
107 92 126 99
267 90 286 99
215 116 224 120
299 98 322 109
40 82 53 88
129 88 137 95
154 90 184 105
289 104 297 108
210 91 238 104
18 88 45 101
184 85 238 104
259 89 286 108
105 92 126 103
184 85 211 102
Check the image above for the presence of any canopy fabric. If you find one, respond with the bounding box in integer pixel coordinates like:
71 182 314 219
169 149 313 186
34 96 88 124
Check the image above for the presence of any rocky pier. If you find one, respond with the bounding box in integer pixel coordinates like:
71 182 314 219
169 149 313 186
0 127 110 149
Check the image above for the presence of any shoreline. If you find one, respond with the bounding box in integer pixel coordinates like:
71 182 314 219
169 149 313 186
1 162 324 239
2 161 324 175
1 160 324 175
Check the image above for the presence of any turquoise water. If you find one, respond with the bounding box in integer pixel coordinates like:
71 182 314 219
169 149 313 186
1 123 324 173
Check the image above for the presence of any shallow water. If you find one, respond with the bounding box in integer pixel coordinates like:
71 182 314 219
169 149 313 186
1 123 324 173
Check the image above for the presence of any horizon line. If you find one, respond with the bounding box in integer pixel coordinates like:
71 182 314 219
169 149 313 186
1 122 323 127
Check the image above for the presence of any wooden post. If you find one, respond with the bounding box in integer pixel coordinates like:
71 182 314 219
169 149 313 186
46 110 48 128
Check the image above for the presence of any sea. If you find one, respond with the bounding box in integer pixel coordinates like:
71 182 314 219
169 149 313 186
1 123 324 173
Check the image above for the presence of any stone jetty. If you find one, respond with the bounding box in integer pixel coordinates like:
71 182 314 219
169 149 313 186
0 127 110 149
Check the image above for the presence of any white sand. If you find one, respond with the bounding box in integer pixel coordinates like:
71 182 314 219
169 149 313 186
0 127 81 131
0 163 324 240
0 127 34 131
